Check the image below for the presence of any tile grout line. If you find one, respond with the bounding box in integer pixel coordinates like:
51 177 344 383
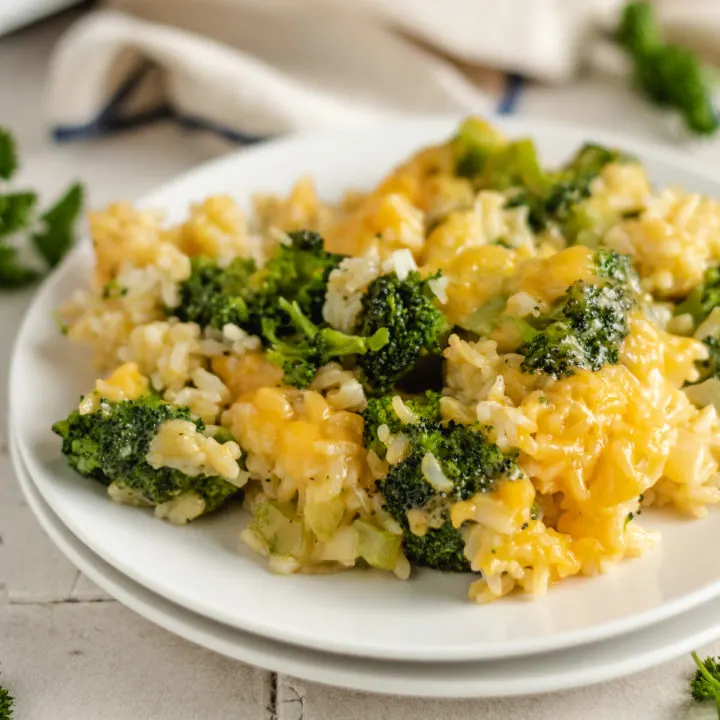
6 597 117 606
264 671 278 720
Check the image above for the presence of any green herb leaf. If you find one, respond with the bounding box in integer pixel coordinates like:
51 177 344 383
0 129 17 181
32 182 83 267
0 192 37 237
0 243 40 289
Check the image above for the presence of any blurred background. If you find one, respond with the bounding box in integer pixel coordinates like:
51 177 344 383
1 0 720 268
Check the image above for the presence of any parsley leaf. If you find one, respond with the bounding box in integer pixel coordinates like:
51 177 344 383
0 192 37 237
32 182 83 267
0 129 17 181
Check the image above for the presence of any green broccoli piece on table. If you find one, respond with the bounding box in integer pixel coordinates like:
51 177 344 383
355 271 450 394
264 298 389 388
0 686 14 720
519 278 634 378
52 395 239 516
690 651 720 716
364 394 518 572
618 2 718 136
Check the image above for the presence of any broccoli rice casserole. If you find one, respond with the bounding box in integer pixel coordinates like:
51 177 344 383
52 117 720 603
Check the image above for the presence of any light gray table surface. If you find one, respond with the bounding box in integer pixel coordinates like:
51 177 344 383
1 9 720 720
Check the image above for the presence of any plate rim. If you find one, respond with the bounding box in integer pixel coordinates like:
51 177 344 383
12 114 720 663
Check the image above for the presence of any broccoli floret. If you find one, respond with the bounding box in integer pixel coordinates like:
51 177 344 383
248 230 345 333
594 248 635 285
675 267 720 326
0 686 13 720
690 652 720 715
369 400 518 572
174 230 345 336
52 395 239 514
452 116 508 179
507 144 627 233
520 279 633 378
618 2 718 136
174 255 255 329
363 391 441 458
264 298 389 388
355 271 450 393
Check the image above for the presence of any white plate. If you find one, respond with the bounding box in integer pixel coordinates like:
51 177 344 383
11 117 720 663
12 428 720 698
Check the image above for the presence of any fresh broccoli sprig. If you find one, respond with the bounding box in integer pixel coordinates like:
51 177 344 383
174 255 255 329
52 395 240 515
618 2 718 136
264 298 389 388
675 266 720 326
365 394 518 572
0 686 13 720
520 278 633 378
355 271 450 394
0 128 83 288
690 652 720 716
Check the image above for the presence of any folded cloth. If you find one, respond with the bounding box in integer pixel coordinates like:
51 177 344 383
47 0 719 143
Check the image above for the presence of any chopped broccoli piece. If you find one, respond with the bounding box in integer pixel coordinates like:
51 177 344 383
401 509 470 573
594 248 635 285
0 685 13 720
507 143 627 233
174 255 255 329
264 298 389 388
520 279 633 378
367 397 518 572
248 229 345 333
479 138 549 196
363 391 441 458
52 395 239 514
452 116 507 179
618 2 718 136
675 267 720 326
692 335 720 384
174 230 344 336
672 268 720 385
355 271 450 393
690 652 720 715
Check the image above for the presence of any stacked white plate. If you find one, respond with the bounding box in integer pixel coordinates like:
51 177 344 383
10 118 720 698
